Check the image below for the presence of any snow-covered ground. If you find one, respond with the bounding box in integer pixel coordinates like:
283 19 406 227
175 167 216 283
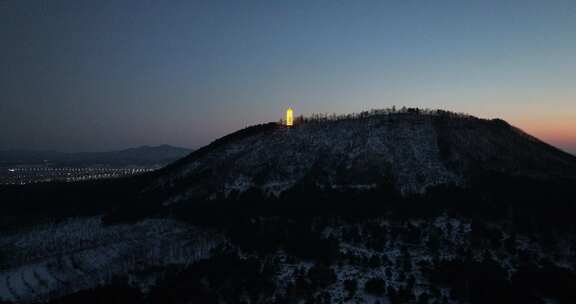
151 111 575 205
267 215 575 304
1 214 574 303
0 217 225 303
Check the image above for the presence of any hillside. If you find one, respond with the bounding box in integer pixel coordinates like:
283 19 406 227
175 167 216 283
149 109 576 206
2 109 576 304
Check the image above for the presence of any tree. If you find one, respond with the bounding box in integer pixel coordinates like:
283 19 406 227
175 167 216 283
417 292 430 304
364 278 387 295
385 267 392 279
286 276 311 300
369 254 382 268
307 263 336 289
406 275 416 293
344 279 357 298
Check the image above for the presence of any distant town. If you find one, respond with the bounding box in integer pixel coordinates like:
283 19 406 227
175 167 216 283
0 166 158 185
0 145 191 185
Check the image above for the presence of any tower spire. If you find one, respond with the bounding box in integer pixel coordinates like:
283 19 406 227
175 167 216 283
286 107 294 127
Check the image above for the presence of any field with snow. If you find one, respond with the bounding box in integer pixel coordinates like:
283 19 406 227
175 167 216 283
0 217 224 303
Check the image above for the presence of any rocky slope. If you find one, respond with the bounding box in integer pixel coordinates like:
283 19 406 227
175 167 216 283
2 109 576 304
150 109 576 205
0 217 224 303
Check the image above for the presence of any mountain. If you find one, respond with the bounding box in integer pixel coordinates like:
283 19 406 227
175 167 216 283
0 145 192 167
2 109 576 304
148 109 576 206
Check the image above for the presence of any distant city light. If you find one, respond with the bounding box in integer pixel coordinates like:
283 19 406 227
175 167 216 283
1 166 158 185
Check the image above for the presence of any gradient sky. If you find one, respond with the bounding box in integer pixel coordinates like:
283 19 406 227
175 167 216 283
1 0 575 153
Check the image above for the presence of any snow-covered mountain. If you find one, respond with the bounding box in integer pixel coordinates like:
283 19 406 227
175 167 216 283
0 217 225 303
2 109 576 304
150 109 576 204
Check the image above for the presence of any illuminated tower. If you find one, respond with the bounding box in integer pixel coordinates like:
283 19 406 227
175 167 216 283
286 107 294 127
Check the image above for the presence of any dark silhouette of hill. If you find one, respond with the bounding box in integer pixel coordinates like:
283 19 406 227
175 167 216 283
0 145 192 167
146 108 576 206
2 109 576 304
3 109 575 223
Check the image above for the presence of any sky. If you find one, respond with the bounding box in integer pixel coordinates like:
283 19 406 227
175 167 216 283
1 0 575 153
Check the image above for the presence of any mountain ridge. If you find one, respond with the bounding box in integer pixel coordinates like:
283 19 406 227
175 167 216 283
148 109 576 205
0 145 192 167
2 110 576 304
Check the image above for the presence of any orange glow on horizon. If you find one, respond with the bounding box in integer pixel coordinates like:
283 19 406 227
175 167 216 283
509 116 576 153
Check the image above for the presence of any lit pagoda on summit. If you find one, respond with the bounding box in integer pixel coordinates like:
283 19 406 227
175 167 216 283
286 107 294 127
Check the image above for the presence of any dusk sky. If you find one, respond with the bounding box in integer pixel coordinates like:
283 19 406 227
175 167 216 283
1 0 575 153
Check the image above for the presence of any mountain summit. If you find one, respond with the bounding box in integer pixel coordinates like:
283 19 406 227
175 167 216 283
150 109 576 205
3 110 576 304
